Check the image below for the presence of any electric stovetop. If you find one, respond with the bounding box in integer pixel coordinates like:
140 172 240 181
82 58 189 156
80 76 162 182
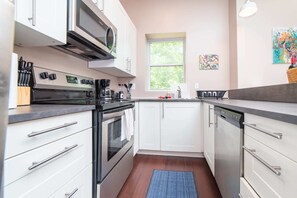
34 98 134 111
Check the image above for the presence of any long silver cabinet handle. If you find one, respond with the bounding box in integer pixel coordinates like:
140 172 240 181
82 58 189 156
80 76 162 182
28 0 36 26
65 188 78 198
28 144 78 170
242 146 281 176
208 105 213 127
28 121 78 137
238 193 243 198
243 122 282 139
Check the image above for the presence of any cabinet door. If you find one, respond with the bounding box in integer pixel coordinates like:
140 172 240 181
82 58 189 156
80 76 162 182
203 103 215 175
133 102 139 156
15 0 67 46
161 102 202 152
125 16 137 76
139 102 161 151
244 134 297 198
50 165 92 198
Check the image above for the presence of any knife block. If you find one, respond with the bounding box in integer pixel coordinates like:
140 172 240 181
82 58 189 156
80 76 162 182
17 86 30 106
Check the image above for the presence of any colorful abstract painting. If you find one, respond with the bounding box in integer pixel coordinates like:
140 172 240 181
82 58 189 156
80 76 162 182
199 54 219 70
273 27 297 64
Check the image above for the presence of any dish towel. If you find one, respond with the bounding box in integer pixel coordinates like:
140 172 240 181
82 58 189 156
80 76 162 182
121 108 134 141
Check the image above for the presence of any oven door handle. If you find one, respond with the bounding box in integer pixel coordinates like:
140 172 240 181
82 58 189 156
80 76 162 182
103 104 135 114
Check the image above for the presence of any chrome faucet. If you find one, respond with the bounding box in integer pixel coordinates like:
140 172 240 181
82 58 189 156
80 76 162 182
177 86 181 98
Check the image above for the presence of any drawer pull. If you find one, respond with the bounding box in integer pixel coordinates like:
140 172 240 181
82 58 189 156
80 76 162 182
238 193 243 198
243 122 283 139
243 146 281 176
65 188 78 198
28 121 78 137
28 144 78 170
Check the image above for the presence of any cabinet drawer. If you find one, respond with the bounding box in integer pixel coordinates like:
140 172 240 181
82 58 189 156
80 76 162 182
239 178 259 198
6 111 92 159
244 134 297 198
4 128 92 190
50 165 92 198
244 113 297 163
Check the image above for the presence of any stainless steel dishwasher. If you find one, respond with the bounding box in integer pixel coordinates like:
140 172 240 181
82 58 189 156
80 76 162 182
214 107 244 198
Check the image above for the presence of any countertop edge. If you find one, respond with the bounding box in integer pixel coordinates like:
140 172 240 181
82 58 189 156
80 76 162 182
8 105 96 124
203 100 297 125
132 98 202 102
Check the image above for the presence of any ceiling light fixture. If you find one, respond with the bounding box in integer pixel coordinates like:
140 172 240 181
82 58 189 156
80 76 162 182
239 0 258 18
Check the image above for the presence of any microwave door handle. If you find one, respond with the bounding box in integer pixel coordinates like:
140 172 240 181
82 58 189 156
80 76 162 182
105 27 116 53
110 27 116 53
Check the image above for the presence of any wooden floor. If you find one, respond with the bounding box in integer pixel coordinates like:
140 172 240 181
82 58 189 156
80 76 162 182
117 154 222 198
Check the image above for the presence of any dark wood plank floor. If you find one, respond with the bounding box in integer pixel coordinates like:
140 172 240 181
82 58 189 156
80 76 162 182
117 154 222 198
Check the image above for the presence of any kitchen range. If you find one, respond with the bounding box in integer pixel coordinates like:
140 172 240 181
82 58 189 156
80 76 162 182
30 66 135 198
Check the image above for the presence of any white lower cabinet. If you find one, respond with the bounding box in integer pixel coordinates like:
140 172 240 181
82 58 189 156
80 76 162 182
161 102 202 152
133 102 139 156
50 165 92 198
139 102 161 151
139 102 202 153
203 103 215 175
4 112 93 198
244 134 297 198
239 178 260 198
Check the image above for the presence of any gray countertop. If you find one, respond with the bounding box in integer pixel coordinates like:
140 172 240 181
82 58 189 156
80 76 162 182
134 98 297 125
204 99 297 125
132 98 201 102
8 105 95 124
8 99 297 125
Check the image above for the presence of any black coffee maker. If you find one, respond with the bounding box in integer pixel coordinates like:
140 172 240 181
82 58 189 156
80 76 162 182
95 79 111 99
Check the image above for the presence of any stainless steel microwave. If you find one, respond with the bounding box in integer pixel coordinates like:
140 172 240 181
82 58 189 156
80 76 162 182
55 0 117 61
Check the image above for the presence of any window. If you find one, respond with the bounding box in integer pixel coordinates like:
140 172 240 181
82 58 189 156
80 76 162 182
148 39 185 90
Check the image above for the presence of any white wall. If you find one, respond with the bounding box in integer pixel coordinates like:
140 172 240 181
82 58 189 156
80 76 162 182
236 0 296 88
120 0 230 98
14 46 119 89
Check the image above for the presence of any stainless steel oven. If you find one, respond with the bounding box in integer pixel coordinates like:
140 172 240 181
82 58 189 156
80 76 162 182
56 0 117 60
96 103 135 198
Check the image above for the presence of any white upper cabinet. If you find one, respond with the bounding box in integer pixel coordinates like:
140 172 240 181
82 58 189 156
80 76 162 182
14 0 67 46
92 0 104 11
88 0 137 77
125 16 137 76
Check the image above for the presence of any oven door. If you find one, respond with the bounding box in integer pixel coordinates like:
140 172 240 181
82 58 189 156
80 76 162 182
100 109 134 181
68 0 116 56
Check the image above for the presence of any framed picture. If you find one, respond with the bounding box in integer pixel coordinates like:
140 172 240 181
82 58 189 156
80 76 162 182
272 27 297 64
199 54 219 70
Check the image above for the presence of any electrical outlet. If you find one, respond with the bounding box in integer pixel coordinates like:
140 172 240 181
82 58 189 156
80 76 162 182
194 83 199 90
131 83 136 90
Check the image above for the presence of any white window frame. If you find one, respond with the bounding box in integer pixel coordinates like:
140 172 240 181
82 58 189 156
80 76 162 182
147 38 186 91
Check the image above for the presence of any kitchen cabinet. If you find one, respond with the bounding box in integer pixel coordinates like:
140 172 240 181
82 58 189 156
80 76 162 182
241 113 297 198
161 102 202 152
4 111 92 198
239 178 260 198
139 102 161 150
88 0 137 77
203 103 215 175
14 0 67 46
134 102 139 156
92 0 104 11
139 102 202 153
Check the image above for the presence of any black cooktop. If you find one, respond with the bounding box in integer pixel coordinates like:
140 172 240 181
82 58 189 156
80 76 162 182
34 98 134 111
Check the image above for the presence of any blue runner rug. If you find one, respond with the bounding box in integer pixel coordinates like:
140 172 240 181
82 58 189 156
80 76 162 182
146 170 198 198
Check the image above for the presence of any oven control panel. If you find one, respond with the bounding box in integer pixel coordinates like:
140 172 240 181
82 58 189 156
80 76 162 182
33 66 95 91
